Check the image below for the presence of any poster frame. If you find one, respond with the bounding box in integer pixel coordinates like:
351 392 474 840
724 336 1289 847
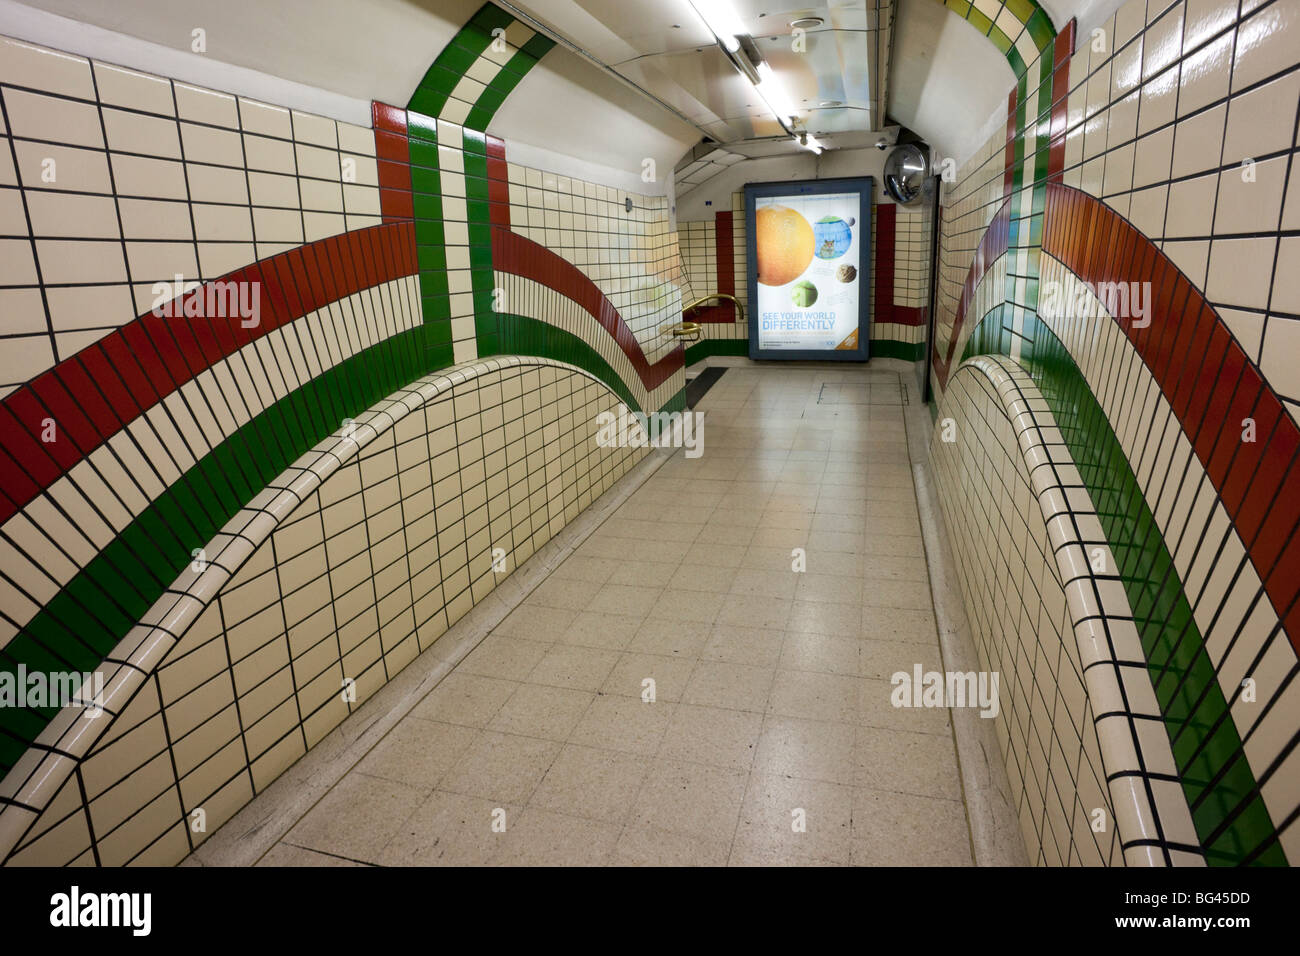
744 176 873 362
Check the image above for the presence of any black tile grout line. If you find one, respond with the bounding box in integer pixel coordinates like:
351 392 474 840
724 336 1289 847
956 210 1289 665
1042 255 1297 752
1027 325 1294 860
1008 360 1178 864
987 359 1142 864
0 70 376 152
0 267 421 780
0 86 55 368
180 425 671 868
936 371 1114 864
183 392 930 868
937 371 1076 857
4 364 644 859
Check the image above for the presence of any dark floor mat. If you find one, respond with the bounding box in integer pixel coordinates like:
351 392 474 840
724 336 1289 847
685 367 727 408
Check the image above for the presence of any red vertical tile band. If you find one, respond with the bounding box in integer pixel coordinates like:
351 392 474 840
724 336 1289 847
1048 19 1076 183
373 101 414 224
691 210 737 323
1041 181 1300 656
486 134 510 229
874 202 897 328
714 209 734 319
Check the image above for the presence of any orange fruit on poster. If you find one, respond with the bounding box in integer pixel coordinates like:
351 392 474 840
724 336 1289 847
755 205 814 286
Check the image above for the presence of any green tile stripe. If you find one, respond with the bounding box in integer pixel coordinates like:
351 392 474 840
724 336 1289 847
0 320 456 775
407 109 452 345
405 2 558 373
871 339 927 362
937 0 1055 77
465 32 556 131
407 3 512 118
684 339 747 366
482 312 637 411
960 315 1285 866
0 316 655 778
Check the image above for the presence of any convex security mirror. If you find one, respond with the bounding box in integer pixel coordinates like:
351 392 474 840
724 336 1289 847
883 144 928 204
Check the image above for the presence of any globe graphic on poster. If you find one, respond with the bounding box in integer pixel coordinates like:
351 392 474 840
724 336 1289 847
813 216 852 259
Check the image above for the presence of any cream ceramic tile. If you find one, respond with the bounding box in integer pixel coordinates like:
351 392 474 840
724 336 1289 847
0 37 93 98
2 88 102 148
1232 3 1300 92
175 83 239 128
93 62 174 115
102 107 182 159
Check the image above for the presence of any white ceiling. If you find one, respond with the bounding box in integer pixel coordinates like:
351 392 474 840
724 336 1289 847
8 0 1133 186
512 0 894 151
10 0 481 106
888 0 1014 166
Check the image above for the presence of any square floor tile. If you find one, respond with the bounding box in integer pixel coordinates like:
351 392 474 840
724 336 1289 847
658 703 763 770
630 757 747 842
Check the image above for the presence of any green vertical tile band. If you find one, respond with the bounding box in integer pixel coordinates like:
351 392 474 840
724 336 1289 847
0 0 661 792
942 2 1282 864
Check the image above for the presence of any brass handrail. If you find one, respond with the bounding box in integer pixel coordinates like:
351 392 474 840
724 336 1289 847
683 293 745 325
661 320 702 341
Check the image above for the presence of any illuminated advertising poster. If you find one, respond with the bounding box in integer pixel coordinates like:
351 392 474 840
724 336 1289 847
744 177 871 361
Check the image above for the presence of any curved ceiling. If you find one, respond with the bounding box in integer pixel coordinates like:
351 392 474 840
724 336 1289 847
888 1 1017 165
8 0 1133 178
7 0 482 105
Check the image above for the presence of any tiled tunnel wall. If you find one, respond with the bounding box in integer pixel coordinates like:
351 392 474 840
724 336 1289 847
936 354 1202 865
932 0 1300 865
0 1 695 864
2 0 1298 870
2 358 640 866
677 190 932 365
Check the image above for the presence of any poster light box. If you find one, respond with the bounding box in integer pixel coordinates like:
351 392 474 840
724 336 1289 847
744 177 872 361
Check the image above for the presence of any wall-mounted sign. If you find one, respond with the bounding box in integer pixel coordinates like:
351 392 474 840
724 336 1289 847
744 177 872 361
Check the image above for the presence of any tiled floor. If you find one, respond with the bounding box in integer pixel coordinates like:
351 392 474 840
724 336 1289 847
262 365 973 866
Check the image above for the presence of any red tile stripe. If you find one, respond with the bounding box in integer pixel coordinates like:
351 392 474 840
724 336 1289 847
687 210 736 324
1042 183 1300 654
0 221 419 529
1049 19 1076 184
892 307 928 328
931 199 1013 387
373 101 414 223
491 226 684 392
486 134 510 229
875 203 897 331
870 203 930 333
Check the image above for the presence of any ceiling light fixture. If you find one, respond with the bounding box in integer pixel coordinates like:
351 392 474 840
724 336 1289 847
687 0 745 52
754 60 798 127
689 0 810 141
798 132 825 154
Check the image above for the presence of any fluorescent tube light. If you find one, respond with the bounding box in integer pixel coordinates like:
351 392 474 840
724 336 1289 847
798 133 825 154
688 0 744 52
754 61 798 129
